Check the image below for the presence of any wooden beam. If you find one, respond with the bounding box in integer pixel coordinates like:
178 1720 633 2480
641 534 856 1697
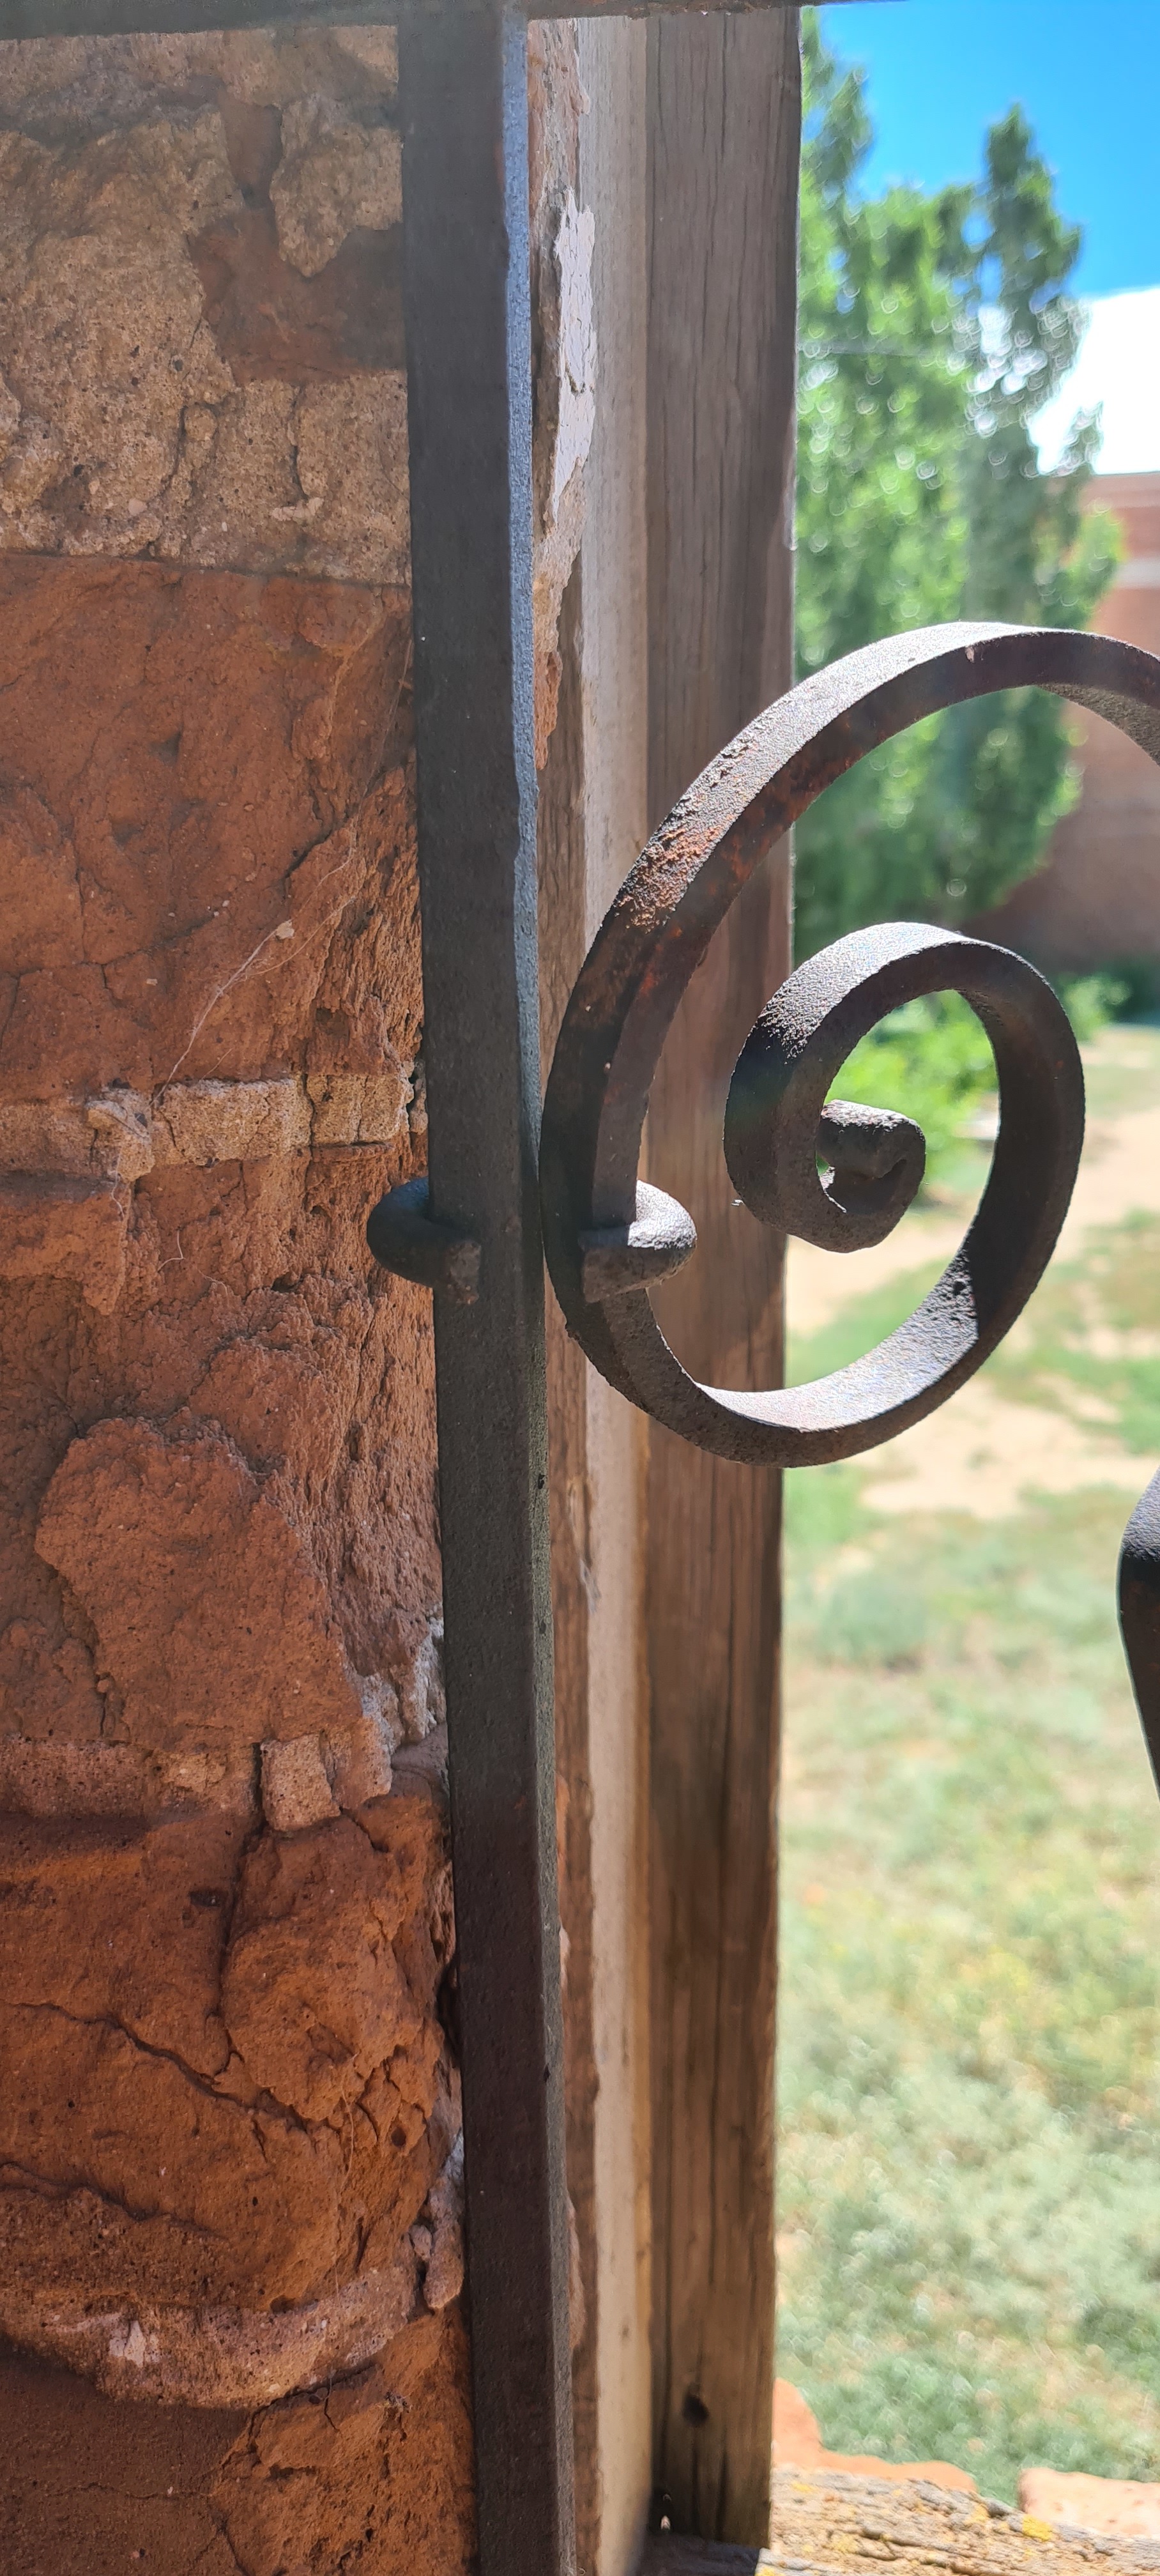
540 31 653 2573
576 39 653 2566
0 0 804 37
642 2543 772 2575
645 9 800 2545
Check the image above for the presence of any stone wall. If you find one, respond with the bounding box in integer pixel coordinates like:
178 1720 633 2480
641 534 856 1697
0 25 588 2570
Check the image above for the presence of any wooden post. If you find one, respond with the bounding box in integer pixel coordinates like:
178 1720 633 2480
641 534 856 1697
540 32 653 2574
645 13 801 2544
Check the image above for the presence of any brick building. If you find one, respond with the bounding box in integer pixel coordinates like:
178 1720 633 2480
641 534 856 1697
980 471 1160 977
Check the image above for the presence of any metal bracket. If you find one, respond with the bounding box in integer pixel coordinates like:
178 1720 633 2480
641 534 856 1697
395 19 576 2574
366 1177 481 1305
579 1179 696 1303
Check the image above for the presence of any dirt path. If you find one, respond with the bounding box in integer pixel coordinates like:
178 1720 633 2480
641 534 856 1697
785 1031 1160 1517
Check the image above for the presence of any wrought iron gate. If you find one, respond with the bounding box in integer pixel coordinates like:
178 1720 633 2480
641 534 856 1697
4 2 1159 2570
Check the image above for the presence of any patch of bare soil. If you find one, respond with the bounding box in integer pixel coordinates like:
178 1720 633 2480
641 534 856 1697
786 1035 1160 1518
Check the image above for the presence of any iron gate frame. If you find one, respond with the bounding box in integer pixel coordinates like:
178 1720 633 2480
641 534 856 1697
8 10 1154 2576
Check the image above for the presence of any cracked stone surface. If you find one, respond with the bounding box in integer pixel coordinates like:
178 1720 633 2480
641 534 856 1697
0 32 407 580
0 20 587 2570
0 2302 474 2575
0 23 473 2575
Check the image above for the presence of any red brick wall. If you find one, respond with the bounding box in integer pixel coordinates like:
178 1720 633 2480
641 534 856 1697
979 472 1160 974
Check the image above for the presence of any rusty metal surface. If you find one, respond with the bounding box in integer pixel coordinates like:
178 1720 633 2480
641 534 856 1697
366 1176 480 1305
579 1177 697 1300
398 17 576 2572
1119 1475 1160 1791
540 622 1160 1469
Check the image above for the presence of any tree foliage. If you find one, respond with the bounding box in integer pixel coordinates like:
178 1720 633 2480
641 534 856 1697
795 12 1120 960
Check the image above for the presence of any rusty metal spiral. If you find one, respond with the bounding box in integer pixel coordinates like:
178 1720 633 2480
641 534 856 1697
541 616 1160 1781
540 620 1160 1462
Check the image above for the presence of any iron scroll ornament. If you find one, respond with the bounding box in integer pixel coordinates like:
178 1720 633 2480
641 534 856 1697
538 620 1160 1772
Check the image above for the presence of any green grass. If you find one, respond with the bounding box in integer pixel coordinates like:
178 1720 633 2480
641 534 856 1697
986 1215 1160 1459
778 1056 1160 2500
831 995 996 1177
788 1218 1160 1453
1078 1032 1160 1124
787 1258 959 1391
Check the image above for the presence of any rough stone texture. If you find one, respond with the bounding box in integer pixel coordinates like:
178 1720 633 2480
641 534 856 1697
0 2304 474 2574
271 92 402 279
0 29 408 581
0 23 482 2572
212 2308 477 2576
0 19 588 2564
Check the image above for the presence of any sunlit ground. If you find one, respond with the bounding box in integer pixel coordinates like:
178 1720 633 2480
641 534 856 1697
778 1022 1160 2500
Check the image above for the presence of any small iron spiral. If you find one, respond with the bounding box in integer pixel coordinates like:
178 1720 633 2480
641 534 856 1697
540 618 1160 1755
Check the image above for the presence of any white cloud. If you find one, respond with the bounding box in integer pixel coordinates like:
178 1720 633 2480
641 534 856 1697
1032 286 1160 476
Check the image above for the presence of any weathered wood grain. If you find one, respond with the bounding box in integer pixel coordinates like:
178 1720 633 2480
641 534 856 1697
540 32 653 2573
643 2538 769 2575
645 11 801 2547
645 2467 1160 2576
540 564 602 2568
0 0 803 39
576 34 655 2576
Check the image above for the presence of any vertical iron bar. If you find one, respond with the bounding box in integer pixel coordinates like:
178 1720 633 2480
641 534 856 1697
398 18 576 2574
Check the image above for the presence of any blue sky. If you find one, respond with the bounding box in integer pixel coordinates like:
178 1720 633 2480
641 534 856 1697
820 3 1160 300
819 3 1160 468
